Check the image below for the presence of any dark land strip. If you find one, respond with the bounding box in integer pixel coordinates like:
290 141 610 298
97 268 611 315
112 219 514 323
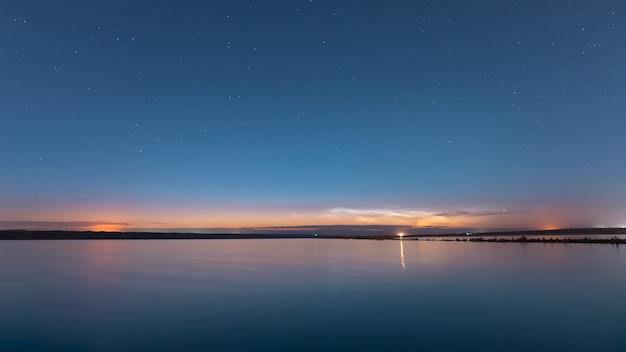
1 227 626 244
0 230 312 240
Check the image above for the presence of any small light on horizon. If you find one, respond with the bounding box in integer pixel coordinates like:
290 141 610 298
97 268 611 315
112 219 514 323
398 232 405 238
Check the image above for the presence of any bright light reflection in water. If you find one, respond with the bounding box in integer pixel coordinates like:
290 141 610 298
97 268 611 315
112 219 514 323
399 238 406 270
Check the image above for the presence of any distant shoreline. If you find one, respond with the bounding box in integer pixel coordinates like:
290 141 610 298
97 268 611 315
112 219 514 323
1 228 626 244
421 235 626 245
336 228 626 244
0 230 313 240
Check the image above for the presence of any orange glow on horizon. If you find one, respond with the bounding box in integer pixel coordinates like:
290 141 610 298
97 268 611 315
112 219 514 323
0 201 599 232
90 224 124 232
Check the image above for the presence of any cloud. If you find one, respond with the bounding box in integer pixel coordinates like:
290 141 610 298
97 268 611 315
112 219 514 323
311 206 536 228
435 208 533 217
328 206 532 219
328 207 430 218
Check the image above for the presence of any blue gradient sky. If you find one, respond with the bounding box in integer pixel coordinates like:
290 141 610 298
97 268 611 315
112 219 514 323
1 1 625 233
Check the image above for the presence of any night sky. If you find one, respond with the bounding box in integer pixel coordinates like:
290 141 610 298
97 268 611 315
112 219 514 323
1 1 625 234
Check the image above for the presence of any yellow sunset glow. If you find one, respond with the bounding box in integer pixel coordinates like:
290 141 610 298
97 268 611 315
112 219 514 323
0 201 599 233
90 224 123 232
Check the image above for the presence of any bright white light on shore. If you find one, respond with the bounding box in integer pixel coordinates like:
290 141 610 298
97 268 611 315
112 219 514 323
398 232 405 238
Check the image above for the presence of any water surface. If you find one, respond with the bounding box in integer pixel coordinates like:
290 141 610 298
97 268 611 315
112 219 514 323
1 239 624 351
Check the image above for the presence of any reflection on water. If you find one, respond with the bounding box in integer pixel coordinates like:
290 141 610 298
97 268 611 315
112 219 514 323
399 239 406 269
1 239 625 351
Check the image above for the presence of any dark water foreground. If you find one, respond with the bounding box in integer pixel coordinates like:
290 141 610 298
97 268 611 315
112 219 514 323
1 239 625 351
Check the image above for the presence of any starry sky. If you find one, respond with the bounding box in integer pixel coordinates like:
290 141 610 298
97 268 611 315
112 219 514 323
1 1 625 234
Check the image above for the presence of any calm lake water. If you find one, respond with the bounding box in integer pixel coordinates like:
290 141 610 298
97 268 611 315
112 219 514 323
1 239 625 351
